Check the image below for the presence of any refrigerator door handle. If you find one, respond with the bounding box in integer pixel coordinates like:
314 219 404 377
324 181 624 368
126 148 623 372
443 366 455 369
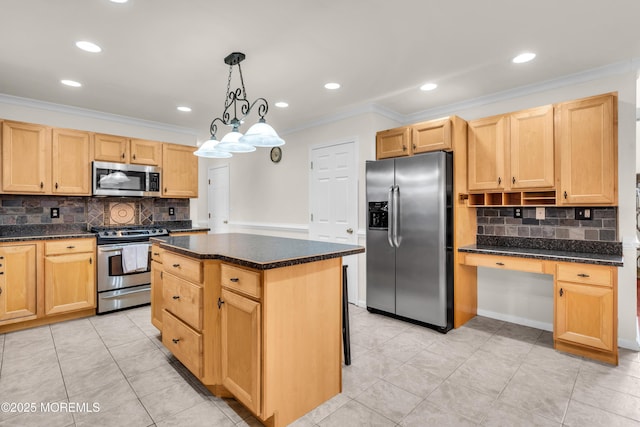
393 185 401 247
387 186 395 247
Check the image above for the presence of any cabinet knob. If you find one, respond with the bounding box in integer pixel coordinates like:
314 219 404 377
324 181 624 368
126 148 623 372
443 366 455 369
577 273 590 278
133 154 136 160
67 245 76 249
229 277 239 283
495 262 505 266
55 182 59 189
0 286 2 294
153 252 160 256
40 182 44 189
0 272 3 275
512 177 515 184
559 288 564 297
172 338 180 344
217 297 225 309
564 191 568 199
498 177 502 185
172 295 180 300
164 187 167 193
89 257 92 265
412 144 416 150
0 256 4 259
172 264 180 268
402 145 407 151
121 153 125 159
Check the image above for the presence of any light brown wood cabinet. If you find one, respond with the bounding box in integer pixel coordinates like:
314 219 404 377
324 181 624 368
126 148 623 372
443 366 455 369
556 93 617 205
52 128 93 195
44 239 96 315
1 121 51 193
376 117 457 160
468 105 554 192
150 243 164 330
554 262 616 363
0 243 37 323
94 133 129 163
1 121 93 196
162 143 198 198
130 138 162 166
220 286 261 415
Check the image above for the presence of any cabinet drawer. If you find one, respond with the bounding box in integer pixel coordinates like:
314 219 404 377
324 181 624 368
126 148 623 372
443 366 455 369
163 252 202 283
162 310 202 378
556 263 612 287
463 253 544 274
221 263 261 298
45 238 95 255
151 243 164 263
163 273 203 330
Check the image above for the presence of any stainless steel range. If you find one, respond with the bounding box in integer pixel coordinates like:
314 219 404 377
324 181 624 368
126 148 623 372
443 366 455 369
93 227 169 314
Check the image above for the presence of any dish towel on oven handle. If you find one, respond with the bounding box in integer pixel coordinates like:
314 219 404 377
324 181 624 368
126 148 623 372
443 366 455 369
122 244 149 273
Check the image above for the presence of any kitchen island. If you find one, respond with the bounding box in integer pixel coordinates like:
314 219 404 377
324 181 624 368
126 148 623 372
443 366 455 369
151 233 364 427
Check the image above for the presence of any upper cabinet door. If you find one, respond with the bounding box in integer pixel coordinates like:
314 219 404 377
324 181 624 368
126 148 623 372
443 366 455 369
52 128 92 195
376 127 411 159
467 115 507 191
412 118 452 154
1 121 50 193
162 144 198 198
557 93 617 205
509 105 554 189
130 138 162 166
94 133 129 163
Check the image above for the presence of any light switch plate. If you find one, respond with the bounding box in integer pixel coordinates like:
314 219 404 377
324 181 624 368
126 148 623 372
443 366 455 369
50 207 59 219
535 207 545 220
168 207 175 216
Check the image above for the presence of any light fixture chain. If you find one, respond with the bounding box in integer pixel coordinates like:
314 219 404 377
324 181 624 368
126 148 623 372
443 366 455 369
224 63 233 109
238 62 247 101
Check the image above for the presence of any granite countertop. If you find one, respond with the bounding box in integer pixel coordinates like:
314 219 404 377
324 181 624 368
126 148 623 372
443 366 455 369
168 227 210 233
459 244 623 267
0 224 96 243
153 233 365 270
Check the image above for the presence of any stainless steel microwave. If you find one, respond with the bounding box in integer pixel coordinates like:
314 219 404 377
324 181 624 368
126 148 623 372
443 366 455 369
92 161 161 197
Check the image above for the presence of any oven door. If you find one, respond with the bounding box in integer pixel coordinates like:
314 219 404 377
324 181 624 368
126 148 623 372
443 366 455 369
97 243 152 292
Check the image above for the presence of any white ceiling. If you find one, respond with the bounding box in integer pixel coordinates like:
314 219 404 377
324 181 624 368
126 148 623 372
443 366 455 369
1 0 639 138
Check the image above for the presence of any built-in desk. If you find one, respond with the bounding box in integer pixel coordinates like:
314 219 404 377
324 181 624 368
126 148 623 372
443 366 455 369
459 244 622 365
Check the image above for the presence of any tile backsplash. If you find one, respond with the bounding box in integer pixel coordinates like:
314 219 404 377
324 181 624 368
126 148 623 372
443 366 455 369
476 207 617 242
0 195 190 229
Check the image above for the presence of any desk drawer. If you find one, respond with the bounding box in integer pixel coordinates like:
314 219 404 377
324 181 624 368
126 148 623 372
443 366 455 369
221 263 261 298
463 253 544 274
556 263 613 287
163 273 203 330
162 310 202 378
163 252 202 283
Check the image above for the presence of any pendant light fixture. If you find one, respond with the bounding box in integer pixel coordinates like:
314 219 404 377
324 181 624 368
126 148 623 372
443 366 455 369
195 52 285 158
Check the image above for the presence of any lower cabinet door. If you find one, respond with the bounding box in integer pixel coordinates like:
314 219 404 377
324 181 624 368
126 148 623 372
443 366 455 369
44 252 96 315
162 310 203 377
0 244 37 322
555 281 614 351
151 260 163 330
220 288 261 416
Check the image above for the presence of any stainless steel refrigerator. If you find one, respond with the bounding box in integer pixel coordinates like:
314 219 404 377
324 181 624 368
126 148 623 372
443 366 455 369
366 151 453 332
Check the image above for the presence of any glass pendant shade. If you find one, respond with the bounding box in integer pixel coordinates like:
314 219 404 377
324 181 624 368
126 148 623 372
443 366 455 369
194 138 232 158
239 121 285 147
216 131 257 153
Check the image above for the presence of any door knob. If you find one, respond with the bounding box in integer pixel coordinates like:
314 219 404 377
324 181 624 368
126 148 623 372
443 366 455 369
346 228 354 234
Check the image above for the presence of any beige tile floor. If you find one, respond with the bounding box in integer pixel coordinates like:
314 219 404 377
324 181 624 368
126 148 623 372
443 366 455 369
1 304 639 426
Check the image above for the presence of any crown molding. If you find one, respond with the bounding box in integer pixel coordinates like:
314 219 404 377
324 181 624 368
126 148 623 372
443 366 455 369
0 93 198 136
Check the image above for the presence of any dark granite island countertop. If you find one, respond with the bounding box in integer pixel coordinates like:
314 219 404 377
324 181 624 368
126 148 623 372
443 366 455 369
153 233 365 270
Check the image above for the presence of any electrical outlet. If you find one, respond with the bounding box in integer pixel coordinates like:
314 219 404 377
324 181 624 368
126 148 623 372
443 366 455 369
513 208 522 218
168 207 175 216
575 207 592 220
535 207 545 220
50 207 59 219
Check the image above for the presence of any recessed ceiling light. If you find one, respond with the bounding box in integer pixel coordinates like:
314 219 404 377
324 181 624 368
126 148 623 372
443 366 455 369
512 52 536 64
61 79 82 87
324 82 340 90
75 41 102 53
274 102 289 108
177 106 192 112
420 83 438 91
110 0 128 3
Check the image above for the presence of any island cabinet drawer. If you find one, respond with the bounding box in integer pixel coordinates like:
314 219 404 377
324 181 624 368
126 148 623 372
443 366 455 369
151 243 164 263
162 310 203 378
221 263 261 298
163 252 203 283
463 253 544 274
45 238 95 255
556 263 613 287
163 273 203 330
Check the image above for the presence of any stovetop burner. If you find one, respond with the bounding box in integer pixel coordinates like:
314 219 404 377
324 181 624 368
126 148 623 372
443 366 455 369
92 226 169 244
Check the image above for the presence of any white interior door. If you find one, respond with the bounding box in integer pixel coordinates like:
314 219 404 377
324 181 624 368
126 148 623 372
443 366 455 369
309 141 358 304
208 165 230 234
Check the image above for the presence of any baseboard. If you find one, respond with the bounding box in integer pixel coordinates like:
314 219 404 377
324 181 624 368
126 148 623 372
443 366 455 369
477 309 553 332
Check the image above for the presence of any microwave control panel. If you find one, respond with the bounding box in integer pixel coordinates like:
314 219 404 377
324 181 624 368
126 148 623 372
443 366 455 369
149 173 161 192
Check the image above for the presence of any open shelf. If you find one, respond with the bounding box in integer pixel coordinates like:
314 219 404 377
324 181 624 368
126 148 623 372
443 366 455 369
467 190 556 207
